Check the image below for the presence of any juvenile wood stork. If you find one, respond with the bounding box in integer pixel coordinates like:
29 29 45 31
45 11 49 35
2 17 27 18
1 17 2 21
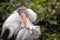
0 5 37 40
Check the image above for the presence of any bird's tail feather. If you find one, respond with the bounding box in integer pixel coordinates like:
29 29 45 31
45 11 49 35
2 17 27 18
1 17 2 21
0 29 10 40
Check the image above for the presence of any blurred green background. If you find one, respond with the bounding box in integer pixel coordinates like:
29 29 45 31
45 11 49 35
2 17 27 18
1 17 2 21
0 0 60 40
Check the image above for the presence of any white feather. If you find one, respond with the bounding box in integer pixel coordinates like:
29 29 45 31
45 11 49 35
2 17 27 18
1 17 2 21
2 11 22 39
26 9 37 22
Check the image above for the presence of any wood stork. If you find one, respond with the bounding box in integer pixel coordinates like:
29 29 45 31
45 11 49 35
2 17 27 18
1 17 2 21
0 5 37 40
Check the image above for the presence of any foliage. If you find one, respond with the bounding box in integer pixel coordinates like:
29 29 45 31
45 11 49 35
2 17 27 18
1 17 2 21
0 0 60 40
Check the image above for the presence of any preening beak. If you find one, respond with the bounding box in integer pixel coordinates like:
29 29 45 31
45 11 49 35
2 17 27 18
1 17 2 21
18 9 27 25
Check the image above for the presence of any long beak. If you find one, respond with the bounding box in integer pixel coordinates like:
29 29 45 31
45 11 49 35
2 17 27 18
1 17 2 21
17 8 27 25
20 13 27 25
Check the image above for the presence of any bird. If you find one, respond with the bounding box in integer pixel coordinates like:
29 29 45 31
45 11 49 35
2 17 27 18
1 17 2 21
0 5 37 40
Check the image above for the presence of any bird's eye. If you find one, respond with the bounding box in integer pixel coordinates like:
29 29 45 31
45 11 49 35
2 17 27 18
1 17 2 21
18 9 21 11
18 9 23 15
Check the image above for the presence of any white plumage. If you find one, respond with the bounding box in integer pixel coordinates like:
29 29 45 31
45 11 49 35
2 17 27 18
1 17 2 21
2 9 36 39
